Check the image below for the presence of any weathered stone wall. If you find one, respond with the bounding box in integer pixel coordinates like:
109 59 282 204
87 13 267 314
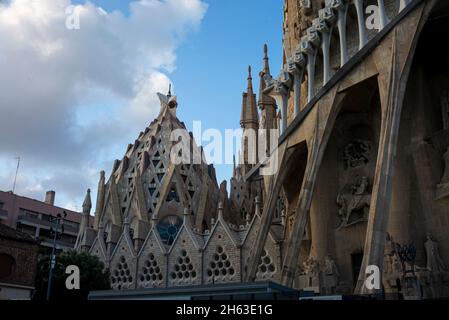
0 238 39 287
202 222 240 284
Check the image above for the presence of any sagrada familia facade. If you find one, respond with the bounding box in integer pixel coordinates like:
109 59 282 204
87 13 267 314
76 0 449 299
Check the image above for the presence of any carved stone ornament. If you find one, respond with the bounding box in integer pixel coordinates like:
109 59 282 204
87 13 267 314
336 176 371 228
342 139 372 170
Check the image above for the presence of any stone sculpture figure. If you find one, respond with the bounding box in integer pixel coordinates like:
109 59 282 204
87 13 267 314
300 256 320 289
336 176 371 227
324 255 339 277
323 255 339 294
303 256 319 276
424 234 447 273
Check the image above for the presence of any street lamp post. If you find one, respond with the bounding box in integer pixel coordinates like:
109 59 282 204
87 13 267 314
46 211 67 301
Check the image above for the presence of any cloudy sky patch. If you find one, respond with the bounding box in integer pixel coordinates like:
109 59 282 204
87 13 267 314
0 0 207 210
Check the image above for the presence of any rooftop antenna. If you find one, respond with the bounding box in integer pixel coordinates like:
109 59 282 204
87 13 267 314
12 156 20 194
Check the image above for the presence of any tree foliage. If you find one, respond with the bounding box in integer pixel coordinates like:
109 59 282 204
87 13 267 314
34 250 110 301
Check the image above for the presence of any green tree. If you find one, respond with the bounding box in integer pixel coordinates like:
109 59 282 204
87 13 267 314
34 250 110 301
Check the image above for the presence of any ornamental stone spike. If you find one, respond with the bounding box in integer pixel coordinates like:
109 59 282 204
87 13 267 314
254 196 261 216
82 188 92 214
218 202 224 220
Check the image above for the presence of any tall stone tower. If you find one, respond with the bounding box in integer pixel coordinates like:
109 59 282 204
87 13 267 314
77 88 220 255
77 88 283 291
258 44 278 156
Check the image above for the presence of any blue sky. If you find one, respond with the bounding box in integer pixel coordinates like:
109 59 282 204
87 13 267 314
170 0 284 185
0 0 283 210
78 0 285 185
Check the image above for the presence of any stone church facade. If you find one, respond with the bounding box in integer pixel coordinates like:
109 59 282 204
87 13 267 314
77 0 449 299
75 83 283 291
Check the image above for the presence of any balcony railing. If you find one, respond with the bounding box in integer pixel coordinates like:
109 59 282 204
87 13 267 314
17 214 79 234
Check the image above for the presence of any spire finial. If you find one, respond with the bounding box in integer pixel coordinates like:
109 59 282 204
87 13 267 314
247 65 253 92
168 84 172 97
82 188 92 213
218 202 224 219
263 44 270 75
183 207 190 224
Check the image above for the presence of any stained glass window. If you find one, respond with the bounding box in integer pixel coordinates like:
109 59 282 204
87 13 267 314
157 215 183 245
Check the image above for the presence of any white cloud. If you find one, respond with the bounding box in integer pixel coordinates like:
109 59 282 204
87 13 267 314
0 0 207 209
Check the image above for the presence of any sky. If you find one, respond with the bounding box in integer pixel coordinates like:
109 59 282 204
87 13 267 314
0 0 283 212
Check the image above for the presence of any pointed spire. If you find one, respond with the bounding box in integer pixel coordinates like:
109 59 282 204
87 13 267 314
259 43 276 107
82 188 92 214
76 188 92 250
217 202 224 220
168 84 172 98
240 65 259 129
263 43 270 75
247 65 253 92
94 171 105 229
123 215 130 234
183 207 191 225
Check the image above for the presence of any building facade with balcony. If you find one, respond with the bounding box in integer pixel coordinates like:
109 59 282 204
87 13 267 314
0 190 93 255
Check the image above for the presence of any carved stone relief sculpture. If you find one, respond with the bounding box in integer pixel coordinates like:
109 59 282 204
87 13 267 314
298 256 320 292
322 255 339 294
342 140 372 170
336 176 371 228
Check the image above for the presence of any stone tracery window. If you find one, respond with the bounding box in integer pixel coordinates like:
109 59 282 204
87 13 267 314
138 252 163 288
170 249 197 284
206 245 236 283
256 249 276 280
110 256 133 290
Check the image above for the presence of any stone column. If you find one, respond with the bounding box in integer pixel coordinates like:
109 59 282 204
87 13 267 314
270 80 289 134
399 0 412 12
300 27 320 103
246 144 288 282
355 3 432 292
287 51 306 117
281 90 345 287
331 1 349 66
317 8 336 85
353 0 368 50
377 0 390 30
